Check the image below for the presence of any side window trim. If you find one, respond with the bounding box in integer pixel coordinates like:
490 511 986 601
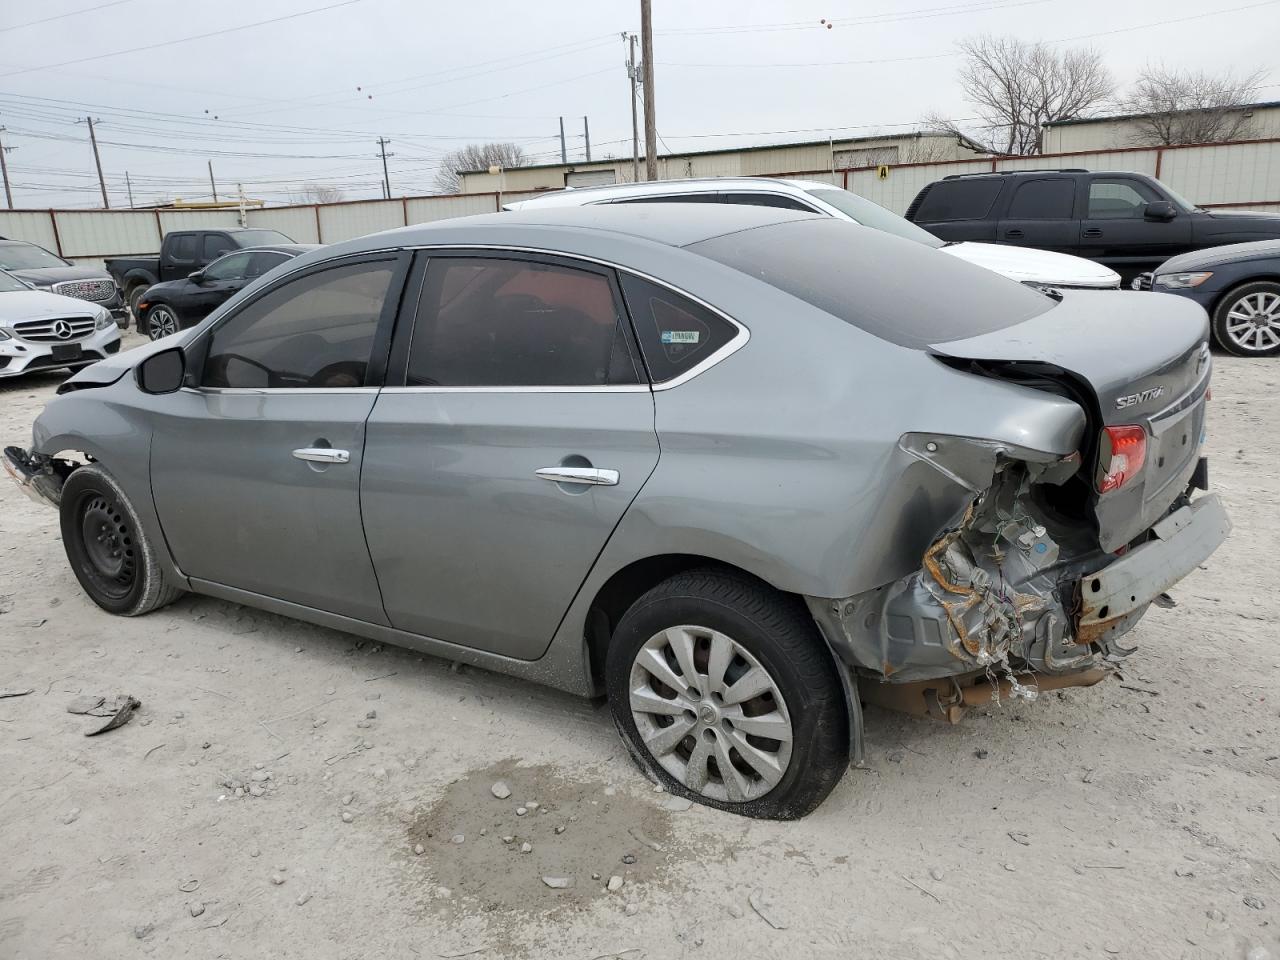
382 244 748 393
386 248 648 393
183 249 411 393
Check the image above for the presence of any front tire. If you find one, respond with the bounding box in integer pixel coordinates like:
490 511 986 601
145 304 179 341
60 465 183 616
605 568 848 819
1212 281 1280 357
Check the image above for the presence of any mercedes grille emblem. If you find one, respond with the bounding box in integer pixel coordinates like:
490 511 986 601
52 320 75 340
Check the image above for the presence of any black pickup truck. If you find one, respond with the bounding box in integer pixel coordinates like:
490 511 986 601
906 169 1280 284
106 227 293 318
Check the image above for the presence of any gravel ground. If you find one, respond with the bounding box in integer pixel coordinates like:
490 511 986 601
0 333 1276 960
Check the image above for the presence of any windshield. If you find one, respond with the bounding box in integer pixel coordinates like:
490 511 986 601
234 230 292 246
0 242 70 270
0 270 29 292
805 188 944 249
1158 181 1202 212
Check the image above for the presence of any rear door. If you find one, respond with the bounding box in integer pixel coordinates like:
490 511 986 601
996 176 1078 254
1078 176 1193 278
361 251 659 659
162 233 199 282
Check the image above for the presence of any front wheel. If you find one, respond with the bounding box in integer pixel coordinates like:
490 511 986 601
60 464 183 616
1212 281 1280 357
605 568 848 820
145 304 179 341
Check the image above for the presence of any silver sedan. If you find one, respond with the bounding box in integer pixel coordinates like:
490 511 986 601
4 205 1229 818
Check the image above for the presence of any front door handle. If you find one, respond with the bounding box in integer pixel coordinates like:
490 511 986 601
293 447 350 464
1083 228 1103 238
535 466 619 486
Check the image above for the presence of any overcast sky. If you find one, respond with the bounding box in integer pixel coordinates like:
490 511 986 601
0 0 1276 208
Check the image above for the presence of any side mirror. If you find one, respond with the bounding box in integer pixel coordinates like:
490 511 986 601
1145 200 1177 221
188 269 205 282
136 346 186 394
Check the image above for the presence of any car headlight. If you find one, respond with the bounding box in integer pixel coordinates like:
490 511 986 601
94 307 114 330
1154 271 1213 289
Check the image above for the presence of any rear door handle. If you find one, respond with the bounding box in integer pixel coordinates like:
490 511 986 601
1005 229 1025 239
293 447 350 464
1083 228 1103 238
536 467 619 486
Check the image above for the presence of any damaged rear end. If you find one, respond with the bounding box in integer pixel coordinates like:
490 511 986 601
810 290 1231 719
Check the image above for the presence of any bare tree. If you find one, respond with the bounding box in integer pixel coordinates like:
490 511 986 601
433 142 528 194
1120 65 1266 146
301 183 344 204
929 35 1114 155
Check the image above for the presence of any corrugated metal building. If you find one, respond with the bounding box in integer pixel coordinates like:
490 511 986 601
456 131 986 193
1043 101 1280 153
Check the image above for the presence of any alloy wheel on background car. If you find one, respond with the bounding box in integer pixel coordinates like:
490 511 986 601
147 305 178 341
628 624 793 803
1214 281 1280 357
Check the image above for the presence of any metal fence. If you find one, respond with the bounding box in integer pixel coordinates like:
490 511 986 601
2 138 1278 268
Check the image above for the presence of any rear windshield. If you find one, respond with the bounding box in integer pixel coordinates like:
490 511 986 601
912 179 1003 222
688 218 1055 348
233 229 293 246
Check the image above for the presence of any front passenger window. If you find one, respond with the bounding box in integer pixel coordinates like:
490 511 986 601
202 259 395 389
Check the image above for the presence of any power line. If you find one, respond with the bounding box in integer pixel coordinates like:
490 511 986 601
0 0 134 33
0 0 371 79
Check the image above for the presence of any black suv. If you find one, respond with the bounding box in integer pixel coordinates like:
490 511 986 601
906 169 1280 284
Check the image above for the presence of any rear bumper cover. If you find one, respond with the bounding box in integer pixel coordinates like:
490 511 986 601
1077 493 1231 641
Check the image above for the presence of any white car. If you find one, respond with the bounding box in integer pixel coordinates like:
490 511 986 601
0 269 121 380
505 178 1121 290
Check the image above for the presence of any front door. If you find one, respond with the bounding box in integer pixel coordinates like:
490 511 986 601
1078 176 1193 280
186 251 250 323
361 252 660 659
151 253 407 623
995 176 1079 254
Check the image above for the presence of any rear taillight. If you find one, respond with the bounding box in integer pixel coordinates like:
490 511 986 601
1097 425 1147 494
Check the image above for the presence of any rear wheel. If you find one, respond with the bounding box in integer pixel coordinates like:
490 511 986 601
60 465 183 616
605 568 847 819
1212 281 1280 357
145 304 179 341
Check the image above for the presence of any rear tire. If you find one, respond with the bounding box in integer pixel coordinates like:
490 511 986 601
60 464 183 616
605 568 847 819
1211 281 1280 357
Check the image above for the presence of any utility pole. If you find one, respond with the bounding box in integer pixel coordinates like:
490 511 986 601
640 0 657 181
623 32 639 182
376 137 392 199
82 117 109 208
208 160 218 202
558 116 567 164
0 127 13 209
583 116 591 161
125 171 135 209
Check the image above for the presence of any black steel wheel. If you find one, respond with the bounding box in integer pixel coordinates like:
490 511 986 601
60 464 184 616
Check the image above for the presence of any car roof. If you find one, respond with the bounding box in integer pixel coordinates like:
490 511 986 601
234 243 321 255
321 205 824 256
504 177 837 209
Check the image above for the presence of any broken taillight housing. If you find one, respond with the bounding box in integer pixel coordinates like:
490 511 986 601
1097 425 1147 494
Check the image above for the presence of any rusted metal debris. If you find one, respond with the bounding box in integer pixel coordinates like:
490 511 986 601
859 667 1108 724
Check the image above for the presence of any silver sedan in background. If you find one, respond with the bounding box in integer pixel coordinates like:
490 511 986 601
4 206 1228 818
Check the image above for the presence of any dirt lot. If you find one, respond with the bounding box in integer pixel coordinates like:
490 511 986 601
1 333 1276 960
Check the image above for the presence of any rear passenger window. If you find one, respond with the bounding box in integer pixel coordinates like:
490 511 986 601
716 192 816 211
619 275 739 384
912 179 1003 222
172 235 198 262
1006 179 1076 219
406 257 640 387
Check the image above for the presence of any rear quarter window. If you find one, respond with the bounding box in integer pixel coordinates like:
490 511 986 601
912 179 1003 222
688 218 1055 348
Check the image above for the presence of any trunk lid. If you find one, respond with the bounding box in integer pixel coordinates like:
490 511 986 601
929 289 1212 551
